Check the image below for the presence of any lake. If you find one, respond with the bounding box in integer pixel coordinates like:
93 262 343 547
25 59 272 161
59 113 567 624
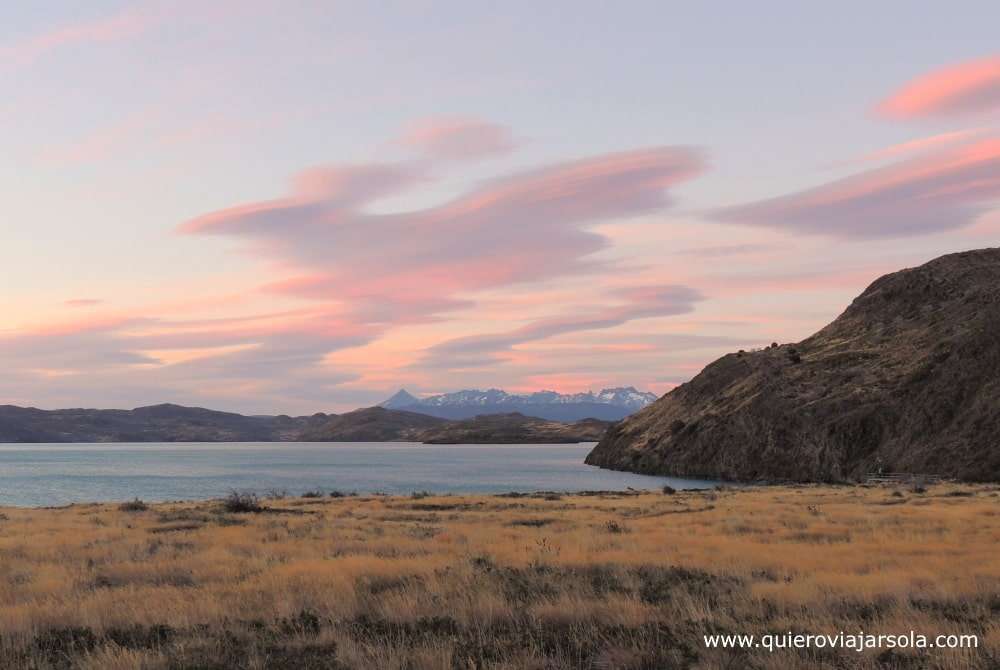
0 442 717 507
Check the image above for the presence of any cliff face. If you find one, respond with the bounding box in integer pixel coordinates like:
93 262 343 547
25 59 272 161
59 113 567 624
585 249 1000 482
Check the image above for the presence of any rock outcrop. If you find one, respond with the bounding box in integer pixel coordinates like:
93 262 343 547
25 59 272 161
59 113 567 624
586 249 1000 482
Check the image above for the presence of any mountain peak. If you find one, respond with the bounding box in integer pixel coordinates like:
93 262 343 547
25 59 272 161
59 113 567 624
379 389 421 409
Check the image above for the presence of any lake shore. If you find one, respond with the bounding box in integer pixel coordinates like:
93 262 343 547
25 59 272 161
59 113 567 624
1 483 997 669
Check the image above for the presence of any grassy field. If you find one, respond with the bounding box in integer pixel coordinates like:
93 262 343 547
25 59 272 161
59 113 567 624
0 483 998 669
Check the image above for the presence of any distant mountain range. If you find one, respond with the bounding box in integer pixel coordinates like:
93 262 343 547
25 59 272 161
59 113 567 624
0 403 329 443
380 387 658 421
0 403 609 444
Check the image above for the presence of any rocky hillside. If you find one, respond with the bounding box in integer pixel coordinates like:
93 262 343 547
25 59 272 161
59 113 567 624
418 413 609 444
586 248 1000 482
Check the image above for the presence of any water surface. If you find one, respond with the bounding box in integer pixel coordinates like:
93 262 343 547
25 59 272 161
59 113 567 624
0 442 717 507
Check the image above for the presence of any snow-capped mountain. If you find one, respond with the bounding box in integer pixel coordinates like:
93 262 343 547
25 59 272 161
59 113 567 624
380 387 658 422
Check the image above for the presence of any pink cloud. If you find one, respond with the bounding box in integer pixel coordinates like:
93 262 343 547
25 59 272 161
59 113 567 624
715 138 1000 238
64 298 104 307
163 144 706 400
852 129 984 165
11 132 711 412
182 146 705 312
0 6 156 69
876 56 1000 119
0 302 380 413
418 285 703 370
398 117 516 161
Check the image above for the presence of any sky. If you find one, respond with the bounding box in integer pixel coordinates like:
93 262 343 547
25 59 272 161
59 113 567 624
1 1 998 414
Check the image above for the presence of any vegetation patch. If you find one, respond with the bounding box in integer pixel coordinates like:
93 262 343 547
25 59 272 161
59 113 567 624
0 484 996 669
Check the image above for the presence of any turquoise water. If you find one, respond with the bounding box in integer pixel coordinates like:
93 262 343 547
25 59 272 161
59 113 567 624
0 442 717 507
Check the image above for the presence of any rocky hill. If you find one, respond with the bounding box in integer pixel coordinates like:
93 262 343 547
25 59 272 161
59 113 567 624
586 248 1000 482
418 413 609 444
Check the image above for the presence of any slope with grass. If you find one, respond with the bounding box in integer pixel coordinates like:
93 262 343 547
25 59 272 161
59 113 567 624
417 413 609 443
297 406 449 442
587 248 1000 482
0 484 997 668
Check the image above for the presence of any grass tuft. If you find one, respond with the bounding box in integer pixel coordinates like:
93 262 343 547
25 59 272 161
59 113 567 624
221 491 263 513
118 498 148 512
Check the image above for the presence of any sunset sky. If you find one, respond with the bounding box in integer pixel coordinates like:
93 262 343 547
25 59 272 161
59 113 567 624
2 1 998 414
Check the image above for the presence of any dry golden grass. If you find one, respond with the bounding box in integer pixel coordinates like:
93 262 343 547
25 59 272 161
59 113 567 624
0 483 998 669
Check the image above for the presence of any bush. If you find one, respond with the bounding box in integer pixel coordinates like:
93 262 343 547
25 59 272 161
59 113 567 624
222 491 263 513
662 485 676 495
604 520 630 534
118 498 148 512
301 490 324 498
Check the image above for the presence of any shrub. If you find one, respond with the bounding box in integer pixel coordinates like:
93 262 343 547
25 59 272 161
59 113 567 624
604 520 630 534
662 485 677 495
301 490 324 498
222 491 263 513
118 498 148 512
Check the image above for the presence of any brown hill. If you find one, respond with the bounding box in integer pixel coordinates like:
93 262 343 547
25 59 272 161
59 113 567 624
298 407 447 442
0 403 607 445
0 403 329 443
585 248 1000 482
418 413 609 444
